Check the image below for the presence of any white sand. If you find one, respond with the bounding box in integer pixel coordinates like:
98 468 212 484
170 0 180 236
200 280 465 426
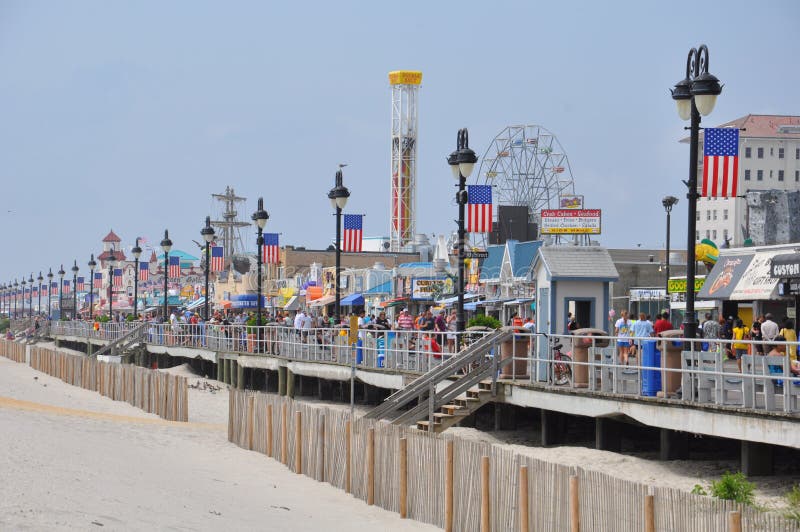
0 357 436 531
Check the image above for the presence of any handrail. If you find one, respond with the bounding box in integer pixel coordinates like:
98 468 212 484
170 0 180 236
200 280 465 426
90 323 148 358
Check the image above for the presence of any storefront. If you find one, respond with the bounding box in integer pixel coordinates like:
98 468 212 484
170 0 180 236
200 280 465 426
667 276 716 326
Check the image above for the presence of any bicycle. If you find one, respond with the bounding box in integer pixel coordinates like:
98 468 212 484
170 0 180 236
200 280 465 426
551 337 572 386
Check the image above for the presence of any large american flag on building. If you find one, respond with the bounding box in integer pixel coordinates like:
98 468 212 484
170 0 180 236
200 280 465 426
93 272 103 289
139 261 149 282
210 246 225 271
63 280 70 294
77 277 85 292
467 185 493 233
113 268 123 287
702 128 739 198
168 256 181 278
343 214 363 253
262 234 280 265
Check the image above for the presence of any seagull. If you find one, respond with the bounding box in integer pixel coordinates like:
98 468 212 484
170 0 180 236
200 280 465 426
338 163 348 168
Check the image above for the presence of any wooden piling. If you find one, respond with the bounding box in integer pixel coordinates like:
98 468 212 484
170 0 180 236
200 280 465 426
481 455 490 532
367 427 375 506
644 494 655 532
445 440 454 532
266 404 273 457
518 465 529 532
399 437 408 519
247 396 255 450
570 474 580 532
294 410 302 474
729 510 742 532
281 402 288 465
319 414 326 482
345 420 352 494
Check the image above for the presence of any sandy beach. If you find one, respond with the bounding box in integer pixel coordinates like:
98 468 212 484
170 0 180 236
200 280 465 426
0 356 436 531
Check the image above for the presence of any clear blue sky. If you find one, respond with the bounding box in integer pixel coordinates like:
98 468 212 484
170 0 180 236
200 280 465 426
1 1 798 282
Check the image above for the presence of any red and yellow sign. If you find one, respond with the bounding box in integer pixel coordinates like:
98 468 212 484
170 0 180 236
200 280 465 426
388 71 423 85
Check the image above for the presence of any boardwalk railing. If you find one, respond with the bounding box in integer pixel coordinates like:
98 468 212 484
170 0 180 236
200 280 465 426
229 390 798 532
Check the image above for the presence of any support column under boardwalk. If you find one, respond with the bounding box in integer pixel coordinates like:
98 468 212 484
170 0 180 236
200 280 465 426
741 441 774 476
659 429 689 460
595 418 622 452
540 409 566 447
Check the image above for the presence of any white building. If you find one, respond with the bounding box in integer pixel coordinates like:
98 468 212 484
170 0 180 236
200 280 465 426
691 115 800 247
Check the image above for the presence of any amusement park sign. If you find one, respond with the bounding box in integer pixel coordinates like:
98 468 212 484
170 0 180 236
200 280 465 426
540 209 602 235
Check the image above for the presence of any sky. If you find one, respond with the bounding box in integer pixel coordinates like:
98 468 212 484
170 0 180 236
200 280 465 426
1 0 799 282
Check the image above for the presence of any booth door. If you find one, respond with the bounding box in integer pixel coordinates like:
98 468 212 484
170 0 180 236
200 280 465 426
536 287 550 381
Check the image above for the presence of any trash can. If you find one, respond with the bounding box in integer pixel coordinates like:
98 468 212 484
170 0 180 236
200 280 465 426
571 328 611 388
376 337 385 368
659 329 684 395
356 338 363 365
640 340 661 396
500 326 529 378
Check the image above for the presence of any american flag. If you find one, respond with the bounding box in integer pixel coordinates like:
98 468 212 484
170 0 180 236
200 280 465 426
139 261 149 281
168 255 181 278
51 282 58 295
63 280 70 294
211 246 225 271
113 268 123 287
702 128 739 198
467 185 493 233
263 234 280 265
343 215 363 253
77 277 85 292
94 272 103 288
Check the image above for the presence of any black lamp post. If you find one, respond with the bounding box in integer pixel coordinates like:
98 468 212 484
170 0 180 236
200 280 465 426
71 261 79 320
13 280 18 319
200 216 216 320
88 255 96 320
57 265 65 320
160 230 172 322
47 269 53 319
252 199 270 330
107 247 117 319
37 272 43 316
662 196 679 303
21 278 27 318
447 128 478 333
671 44 723 340
132 238 142 320
27 274 34 318
328 169 350 325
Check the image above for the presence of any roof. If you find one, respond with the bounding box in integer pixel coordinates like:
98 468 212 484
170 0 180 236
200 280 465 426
510 240 542 278
479 245 504 281
363 281 392 295
535 246 619 281
97 250 127 262
682 115 800 143
102 230 121 243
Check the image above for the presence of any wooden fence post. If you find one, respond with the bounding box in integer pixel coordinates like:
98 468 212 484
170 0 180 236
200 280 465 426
519 465 529 532
729 511 742 532
644 493 655 532
266 404 273 457
294 410 302 474
481 455 490 532
319 414 326 483
570 474 580 532
281 402 288 465
445 440 454 532
247 396 255 450
399 437 407 519
345 420 352 494
367 427 375 506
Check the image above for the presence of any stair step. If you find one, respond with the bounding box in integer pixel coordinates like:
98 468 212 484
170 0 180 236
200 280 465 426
467 389 491 399
433 412 454 419
417 420 445 433
442 404 469 415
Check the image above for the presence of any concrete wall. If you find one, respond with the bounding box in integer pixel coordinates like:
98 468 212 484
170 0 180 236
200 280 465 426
746 189 800 245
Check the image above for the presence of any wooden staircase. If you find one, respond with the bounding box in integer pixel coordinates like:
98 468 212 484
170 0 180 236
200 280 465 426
416 379 499 433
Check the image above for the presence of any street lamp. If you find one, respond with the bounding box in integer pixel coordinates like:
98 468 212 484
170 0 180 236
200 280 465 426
47 269 53 319
107 247 117 320
671 44 723 340
88 255 96 320
200 216 216 321
37 272 43 317
13 280 18 319
57 265 65 320
132 238 142 320
328 168 350 325
160 230 172 322
252 199 269 332
662 196 679 304
447 128 478 333
71 261 79 320
27 274 34 318
21 278 26 318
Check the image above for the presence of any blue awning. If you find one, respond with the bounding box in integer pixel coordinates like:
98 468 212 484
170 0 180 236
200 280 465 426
340 293 364 306
363 281 392 295
185 297 206 310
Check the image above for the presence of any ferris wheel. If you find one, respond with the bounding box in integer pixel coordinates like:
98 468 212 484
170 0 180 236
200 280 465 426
471 124 578 244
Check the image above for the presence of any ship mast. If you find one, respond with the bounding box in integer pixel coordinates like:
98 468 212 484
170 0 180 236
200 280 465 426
211 186 250 264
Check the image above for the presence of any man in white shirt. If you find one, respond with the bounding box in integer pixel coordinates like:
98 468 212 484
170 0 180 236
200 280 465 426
761 313 779 342
294 310 305 330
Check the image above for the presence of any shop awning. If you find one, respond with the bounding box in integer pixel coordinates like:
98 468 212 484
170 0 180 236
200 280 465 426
185 297 206 311
310 294 335 308
435 293 481 306
284 295 302 311
378 297 407 308
340 293 364 306
698 249 786 300
771 253 800 279
696 251 754 300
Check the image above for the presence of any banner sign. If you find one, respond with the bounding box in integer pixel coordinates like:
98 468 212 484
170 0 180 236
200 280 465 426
411 278 453 300
558 195 584 210
771 253 800 279
667 277 706 294
629 289 666 301
540 209 601 234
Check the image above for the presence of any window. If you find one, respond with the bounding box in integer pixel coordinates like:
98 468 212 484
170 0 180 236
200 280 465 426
706 230 711 239
723 229 729 241
713 210 717 220
757 170 763 181
712 230 717 240
745 169 751 180
696 231 700 241
796 148 800 160
796 170 799 182
745 147 752 158
770 170 773 178
779 170 784 181
696 211 700 222
779 147 784 159
770 147 774 156
706 210 711 221
723 209 729 220
758 147 764 159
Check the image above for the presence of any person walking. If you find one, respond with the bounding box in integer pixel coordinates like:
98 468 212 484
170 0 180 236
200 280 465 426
614 310 633 365
731 319 750 371
702 313 720 352
780 319 797 361
761 313 780 342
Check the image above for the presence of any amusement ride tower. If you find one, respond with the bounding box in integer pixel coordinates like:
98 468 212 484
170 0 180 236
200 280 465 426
389 70 422 251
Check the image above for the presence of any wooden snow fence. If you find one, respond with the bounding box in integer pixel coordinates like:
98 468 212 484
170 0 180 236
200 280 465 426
0 339 27 363
29 346 188 422
229 389 800 532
